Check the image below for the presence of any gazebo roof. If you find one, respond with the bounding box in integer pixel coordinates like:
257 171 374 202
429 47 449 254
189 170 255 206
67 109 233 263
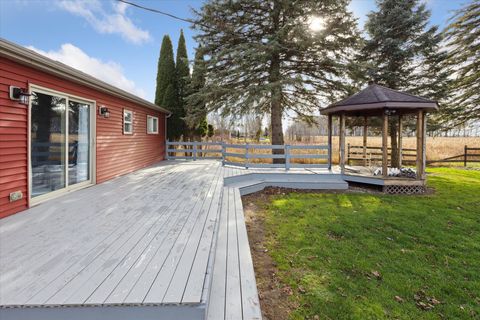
321 84 438 116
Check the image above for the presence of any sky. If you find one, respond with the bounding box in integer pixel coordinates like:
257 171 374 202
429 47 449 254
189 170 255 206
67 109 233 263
0 0 465 102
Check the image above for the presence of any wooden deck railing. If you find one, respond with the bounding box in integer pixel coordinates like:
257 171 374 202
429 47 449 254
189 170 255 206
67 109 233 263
166 141 223 160
166 141 329 170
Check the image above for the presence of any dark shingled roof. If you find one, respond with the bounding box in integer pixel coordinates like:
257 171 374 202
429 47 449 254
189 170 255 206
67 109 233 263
321 84 438 115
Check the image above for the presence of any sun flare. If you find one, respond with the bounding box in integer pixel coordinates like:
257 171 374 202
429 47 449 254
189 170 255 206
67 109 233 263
308 16 325 32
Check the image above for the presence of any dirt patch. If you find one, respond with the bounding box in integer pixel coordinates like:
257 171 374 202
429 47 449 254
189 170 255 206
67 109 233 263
243 193 297 320
251 185 435 197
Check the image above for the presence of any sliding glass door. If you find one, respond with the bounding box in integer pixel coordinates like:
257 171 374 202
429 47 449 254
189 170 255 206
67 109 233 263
30 88 92 200
68 100 90 185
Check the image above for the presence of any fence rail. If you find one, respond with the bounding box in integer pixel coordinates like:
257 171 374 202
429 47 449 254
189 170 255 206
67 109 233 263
347 144 480 167
427 145 480 166
347 144 417 166
166 141 329 170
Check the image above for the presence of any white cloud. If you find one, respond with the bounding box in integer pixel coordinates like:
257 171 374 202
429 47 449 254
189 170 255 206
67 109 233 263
57 0 151 44
28 43 146 98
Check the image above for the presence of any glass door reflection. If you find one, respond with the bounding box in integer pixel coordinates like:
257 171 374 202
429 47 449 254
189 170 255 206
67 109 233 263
31 90 92 199
68 100 90 185
30 91 66 197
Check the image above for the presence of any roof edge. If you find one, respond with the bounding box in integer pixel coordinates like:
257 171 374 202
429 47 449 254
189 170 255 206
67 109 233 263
320 101 439 115
0 38 171 115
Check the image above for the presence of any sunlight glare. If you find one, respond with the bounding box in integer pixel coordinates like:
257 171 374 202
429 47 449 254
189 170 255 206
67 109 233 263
308 16 325 32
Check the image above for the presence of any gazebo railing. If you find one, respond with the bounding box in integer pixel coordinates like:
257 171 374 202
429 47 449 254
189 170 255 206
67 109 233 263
347 144 417 165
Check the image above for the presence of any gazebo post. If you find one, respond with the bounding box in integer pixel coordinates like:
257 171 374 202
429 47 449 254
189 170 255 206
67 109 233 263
363 116 368 166
398 115 403 168
327 114 333 171
416 110 426 179
382 112 388 177
339 113 346 174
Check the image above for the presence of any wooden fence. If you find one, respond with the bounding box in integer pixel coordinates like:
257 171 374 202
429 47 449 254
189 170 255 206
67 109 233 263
347 144 480 166
166 141 329 170
427 145 480 166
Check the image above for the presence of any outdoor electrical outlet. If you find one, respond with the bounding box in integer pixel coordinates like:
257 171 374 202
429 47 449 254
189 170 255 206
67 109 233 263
9 191 23 202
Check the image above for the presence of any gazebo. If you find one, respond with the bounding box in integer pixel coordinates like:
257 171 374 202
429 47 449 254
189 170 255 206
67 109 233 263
321 84 438 193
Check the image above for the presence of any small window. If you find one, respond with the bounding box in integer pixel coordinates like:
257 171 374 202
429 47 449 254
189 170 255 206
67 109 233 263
124 109 133 134
147 115 159 134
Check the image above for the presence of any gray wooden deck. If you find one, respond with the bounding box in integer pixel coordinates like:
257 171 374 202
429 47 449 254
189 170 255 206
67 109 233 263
0 160 350 320
0 160 261 320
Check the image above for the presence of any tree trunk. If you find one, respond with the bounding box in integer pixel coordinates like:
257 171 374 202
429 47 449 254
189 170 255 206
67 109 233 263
269 0 284 164
269 56 284 163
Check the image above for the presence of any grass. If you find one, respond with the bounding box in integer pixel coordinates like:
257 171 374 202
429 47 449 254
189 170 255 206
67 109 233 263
253 168 480 319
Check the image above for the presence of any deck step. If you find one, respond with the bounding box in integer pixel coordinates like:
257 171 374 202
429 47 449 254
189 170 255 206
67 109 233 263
224 174 348 195
206 187 262 320
224 172 343 185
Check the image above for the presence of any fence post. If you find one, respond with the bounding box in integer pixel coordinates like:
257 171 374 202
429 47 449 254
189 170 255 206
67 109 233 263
464 145 467 167
221 142 225 166
285 145 290 171
166 140 170 160
245 143 249 169
193 142 197 161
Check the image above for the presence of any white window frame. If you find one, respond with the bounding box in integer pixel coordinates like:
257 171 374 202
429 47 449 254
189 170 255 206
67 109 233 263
123 109 133 134
147 115 159 134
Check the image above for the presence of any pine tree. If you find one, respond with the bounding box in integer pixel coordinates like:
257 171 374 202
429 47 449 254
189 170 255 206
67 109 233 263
163 84 181 140
443 0 480 126
192 0 359 162
175 30 190 139
361 0 448 166
155 36 176 108
207 124 214 138
185 47 208 138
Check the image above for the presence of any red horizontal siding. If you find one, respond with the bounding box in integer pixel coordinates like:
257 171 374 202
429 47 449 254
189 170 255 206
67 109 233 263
0 59 28 217
0 56 166 218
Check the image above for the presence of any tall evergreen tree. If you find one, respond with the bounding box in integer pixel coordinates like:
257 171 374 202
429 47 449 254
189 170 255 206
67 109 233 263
443 0 480 126
192 0 359 161
163 84 181 140
361 0 448 166
185 47 208 138
155 36 176 108
175 30 190 138
154 35 185 141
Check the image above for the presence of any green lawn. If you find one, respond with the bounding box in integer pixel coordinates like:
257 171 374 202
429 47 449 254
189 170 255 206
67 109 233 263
256 168 480 319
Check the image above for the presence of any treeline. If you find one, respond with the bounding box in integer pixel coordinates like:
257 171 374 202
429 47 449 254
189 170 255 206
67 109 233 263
156 0 479 144
154 30 214 142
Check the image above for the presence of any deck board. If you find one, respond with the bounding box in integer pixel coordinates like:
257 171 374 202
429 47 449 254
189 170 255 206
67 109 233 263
225 188 243 319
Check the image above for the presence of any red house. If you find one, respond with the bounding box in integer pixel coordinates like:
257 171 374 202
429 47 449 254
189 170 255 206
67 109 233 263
0 39 170 219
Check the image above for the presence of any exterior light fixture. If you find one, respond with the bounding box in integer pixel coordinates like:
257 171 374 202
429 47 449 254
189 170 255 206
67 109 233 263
384 109 397 116
9 86 31 105
99 106 110 118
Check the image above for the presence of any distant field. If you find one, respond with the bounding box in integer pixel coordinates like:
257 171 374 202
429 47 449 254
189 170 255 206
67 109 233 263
208 136 480 166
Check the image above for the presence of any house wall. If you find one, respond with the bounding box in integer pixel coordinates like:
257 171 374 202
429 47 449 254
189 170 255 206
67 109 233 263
0 56 166 219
